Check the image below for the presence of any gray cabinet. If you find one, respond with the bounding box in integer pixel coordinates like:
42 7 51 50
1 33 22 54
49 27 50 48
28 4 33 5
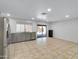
31 32 36 39
8 32 36 44
0 17 4 59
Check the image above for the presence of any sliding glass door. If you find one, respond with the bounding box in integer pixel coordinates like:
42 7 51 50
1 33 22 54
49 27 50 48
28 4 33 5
37 25 47 38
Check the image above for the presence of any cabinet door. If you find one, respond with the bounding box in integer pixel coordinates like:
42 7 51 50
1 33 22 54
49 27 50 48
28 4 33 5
31 32 36 39
0 17 4 59
25 32 31 40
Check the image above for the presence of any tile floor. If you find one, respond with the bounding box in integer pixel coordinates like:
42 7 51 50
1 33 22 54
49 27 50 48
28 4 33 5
8 37 77 59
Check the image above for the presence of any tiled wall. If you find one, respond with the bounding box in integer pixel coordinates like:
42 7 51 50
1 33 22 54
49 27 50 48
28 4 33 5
0 17 4 59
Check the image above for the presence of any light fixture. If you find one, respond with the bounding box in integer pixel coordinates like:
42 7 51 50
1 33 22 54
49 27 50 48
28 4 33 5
65 15 70 18
32 17 35 20
7 13 11 16
0 13 11 17
47 8 52 12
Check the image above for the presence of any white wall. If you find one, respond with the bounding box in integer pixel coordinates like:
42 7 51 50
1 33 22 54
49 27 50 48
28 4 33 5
50 18 78 43
8 17 78 43
9 18 49 35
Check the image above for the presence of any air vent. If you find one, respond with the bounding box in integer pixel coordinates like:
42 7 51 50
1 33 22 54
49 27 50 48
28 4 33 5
41 12 47 15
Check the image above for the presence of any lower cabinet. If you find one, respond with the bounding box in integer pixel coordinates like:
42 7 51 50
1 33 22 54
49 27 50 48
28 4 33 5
8 32 36 44
31 32 36 40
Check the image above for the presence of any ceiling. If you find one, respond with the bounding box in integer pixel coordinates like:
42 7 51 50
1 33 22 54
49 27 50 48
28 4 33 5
0 0 78 22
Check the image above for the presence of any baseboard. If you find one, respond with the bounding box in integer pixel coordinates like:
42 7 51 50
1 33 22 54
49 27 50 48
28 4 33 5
51 37 78 44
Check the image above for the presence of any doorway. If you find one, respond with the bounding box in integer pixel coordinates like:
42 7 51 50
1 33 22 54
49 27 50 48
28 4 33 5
37 25 47 38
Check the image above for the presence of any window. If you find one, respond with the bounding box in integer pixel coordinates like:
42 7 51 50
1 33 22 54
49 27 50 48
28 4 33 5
25 24 32 32
20 24 24 32
16 24 21 32
16 24 32 32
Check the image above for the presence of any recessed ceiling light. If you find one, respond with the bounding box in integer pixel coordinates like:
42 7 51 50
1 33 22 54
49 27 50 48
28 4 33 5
7 13 11 16
0 13 11 16
32 18 35 20
47 8 52 12
65 15 70 18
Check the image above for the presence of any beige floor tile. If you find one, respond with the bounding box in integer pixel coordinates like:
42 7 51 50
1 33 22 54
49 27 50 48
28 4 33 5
7 37 77 59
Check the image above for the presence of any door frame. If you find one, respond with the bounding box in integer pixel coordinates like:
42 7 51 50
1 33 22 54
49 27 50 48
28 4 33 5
37 24 47 38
